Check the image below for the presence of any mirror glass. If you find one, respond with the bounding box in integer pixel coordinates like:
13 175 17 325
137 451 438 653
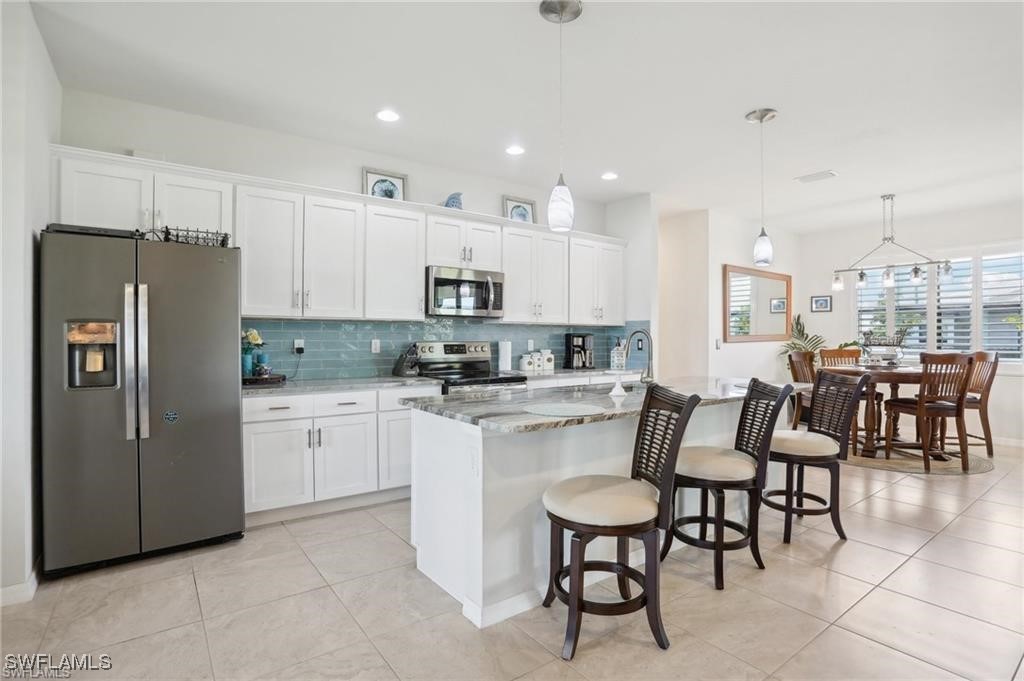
723 265 792 342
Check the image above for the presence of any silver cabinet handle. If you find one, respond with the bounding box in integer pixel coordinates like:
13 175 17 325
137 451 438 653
307 429 312 449
461 246 466 262
317 428 322 447
304 289 311 308
124 283 137 440
268 405 291 411
418 296 424 312
538 301 543 317
293 290 300 308
137 284 151 440
336 401 358 406
468 246 473 262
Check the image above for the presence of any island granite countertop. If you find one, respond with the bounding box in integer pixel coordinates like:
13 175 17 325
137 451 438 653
242 376 441 397
400 376 810 433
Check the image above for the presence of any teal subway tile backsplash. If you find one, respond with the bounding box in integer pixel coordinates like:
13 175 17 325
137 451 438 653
243 317 651 380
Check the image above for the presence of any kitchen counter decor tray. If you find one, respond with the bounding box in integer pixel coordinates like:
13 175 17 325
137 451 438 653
242 374 287 387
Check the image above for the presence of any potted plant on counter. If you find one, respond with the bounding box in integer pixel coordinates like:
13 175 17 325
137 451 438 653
241 328 264 377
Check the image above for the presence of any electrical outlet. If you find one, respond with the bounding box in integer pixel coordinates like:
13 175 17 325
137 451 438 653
636 338 644 351
293 338 305 354
371 339 380 354
715 338 722 350
527 339 535 351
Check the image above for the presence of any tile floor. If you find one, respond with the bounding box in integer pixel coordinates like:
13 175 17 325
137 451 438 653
3 447 1023 681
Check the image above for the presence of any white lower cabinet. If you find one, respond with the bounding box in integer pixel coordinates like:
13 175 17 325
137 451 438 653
314 413 378 500
243 419 315 512
377 410 413 490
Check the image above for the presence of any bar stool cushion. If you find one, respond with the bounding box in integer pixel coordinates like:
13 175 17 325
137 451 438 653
676 446 755 482
542 475 658 527
771 430 840 457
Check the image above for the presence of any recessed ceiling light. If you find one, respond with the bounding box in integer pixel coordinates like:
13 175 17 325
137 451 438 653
601 171 619 181
505 145 525 156
376 109 400 123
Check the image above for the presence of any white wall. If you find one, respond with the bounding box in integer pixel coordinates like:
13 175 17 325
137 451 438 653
658 210 710 378
794 199 1024 444
1 2 62 599
60 89 606 234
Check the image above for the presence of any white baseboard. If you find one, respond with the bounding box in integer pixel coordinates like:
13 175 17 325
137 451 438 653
993 436 1024 448
1 560 39 606
244 487 410 528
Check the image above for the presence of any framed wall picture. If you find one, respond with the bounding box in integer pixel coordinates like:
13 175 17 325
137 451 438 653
810 295 833 313
769 297 788 314
502 195 536 223
363 168 408 200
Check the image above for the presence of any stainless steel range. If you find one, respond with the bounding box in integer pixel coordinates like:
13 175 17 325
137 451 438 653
398 342 527 395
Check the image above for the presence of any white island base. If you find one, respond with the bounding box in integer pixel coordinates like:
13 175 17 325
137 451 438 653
410 397 748 628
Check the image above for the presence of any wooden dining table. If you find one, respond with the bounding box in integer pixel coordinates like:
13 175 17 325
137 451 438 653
820 364 928 459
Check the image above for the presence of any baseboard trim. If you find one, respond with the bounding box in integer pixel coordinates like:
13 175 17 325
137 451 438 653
244 487 410 528
1 559 39 606
993 436 1024 448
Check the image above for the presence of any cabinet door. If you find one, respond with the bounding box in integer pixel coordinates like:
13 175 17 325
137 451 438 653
378 410 414 490
303 196 365 319
154 172 233 236
568 238 598 324
536 233 570 324
597 242 625 326
235 185 304 317
365 205 426 320
243 419 314 512
59 158 154 231
426 215 465 268
464 221 502 271
314 414 378 500
501 227 537 323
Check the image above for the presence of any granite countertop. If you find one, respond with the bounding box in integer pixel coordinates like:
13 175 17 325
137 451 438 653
242 376 442 397
400 376 811 434
502 368 643 379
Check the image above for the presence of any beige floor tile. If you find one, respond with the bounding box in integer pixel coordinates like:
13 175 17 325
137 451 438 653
368 500 413 543
773 626 962 680
846 496 958 532
598 552 711 599
284 509 387 548
510 583 639 657
568 619 764 680
941 515 1024 552
332 564 459 637
372 611 553 681
881 558 1024 633
898 475 995 500
305 530 416 584
260 639 397 680
964 499 1024 527
68 621 212 679
840 466 908 484
194 544 325 618
191 524 297 573
812 511 935 554
514 660 587 680
59 552 193 600
837 588 1024 681
40 573 201 654
764 529 909 584
662 585 828 673
916 534 1024 586
204 587 366 681
982 486 1024 508
871 483 976 514
731 553 873 622
1 580 64 655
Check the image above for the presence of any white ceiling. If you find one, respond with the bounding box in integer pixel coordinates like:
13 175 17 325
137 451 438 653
32 1 1023 232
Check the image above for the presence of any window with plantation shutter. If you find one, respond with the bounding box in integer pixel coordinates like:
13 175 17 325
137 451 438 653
856 269 887 339
982 253 1023 360
935 259 973 352
894 266 927 352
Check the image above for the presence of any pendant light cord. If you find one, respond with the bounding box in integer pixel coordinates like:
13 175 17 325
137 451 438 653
558 11 564 173
760 118 765 230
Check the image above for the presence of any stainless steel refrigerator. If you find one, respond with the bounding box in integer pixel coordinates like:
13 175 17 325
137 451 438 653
41 225 244 573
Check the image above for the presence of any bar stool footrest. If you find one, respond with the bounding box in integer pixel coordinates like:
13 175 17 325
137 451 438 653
672 515 751 552
762 489 831 516
551 560 647 616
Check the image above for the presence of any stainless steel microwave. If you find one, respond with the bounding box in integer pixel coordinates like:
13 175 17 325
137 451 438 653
426 266 504 318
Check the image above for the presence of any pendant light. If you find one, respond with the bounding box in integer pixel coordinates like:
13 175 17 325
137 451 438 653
541 1 582 232
746 108 777 267
832 272 845 291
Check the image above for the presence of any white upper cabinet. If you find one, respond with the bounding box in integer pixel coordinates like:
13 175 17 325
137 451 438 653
59 159 154 231
426 216 502 271
153 172 233 236
501 227 568 324
235 185 304 318
569 236 625 326
365 205 426 320
303 196 365 319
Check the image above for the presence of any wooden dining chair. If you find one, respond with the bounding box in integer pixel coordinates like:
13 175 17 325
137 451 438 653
884 353 975 472
819 347 878 455
787 352 816 427
940 351 998 457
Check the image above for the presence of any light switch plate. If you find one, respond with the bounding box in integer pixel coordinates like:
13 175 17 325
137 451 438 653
371 339 380 353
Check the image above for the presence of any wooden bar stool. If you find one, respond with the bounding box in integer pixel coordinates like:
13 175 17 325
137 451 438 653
787 352 815 426
819 347 881 455
940 351 998 457
763 371 868 543
660 379 792 590
541 385 702 660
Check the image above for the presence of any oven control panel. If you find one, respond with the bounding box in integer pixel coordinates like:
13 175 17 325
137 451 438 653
414 341 491 361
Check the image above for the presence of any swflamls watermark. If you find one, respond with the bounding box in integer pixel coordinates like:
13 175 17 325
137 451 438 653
3 654 112 679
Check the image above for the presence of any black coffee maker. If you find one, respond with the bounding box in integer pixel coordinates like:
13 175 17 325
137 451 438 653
564 333 594 370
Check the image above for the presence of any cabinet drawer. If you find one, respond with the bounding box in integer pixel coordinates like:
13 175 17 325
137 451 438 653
379 385 442 412
243 395 315 423
314 390 377 417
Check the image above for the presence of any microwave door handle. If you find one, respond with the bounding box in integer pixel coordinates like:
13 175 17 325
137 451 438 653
486 275 494 313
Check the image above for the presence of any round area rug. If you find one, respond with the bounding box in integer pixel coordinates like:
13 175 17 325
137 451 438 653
843 448 994 475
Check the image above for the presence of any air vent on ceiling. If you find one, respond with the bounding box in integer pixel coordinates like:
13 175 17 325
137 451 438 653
794 169 838 183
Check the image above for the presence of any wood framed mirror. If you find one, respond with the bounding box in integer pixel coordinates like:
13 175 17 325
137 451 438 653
723 264 792 343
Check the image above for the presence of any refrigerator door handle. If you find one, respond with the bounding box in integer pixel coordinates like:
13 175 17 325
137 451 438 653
138 283 151 439
124 283 138 440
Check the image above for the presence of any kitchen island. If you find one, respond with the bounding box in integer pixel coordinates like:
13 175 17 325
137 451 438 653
401 376 806 628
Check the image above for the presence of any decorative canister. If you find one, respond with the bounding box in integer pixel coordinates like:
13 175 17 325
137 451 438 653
519 355 535 373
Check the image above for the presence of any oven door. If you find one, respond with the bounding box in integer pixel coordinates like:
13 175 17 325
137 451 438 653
426 266 504 318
